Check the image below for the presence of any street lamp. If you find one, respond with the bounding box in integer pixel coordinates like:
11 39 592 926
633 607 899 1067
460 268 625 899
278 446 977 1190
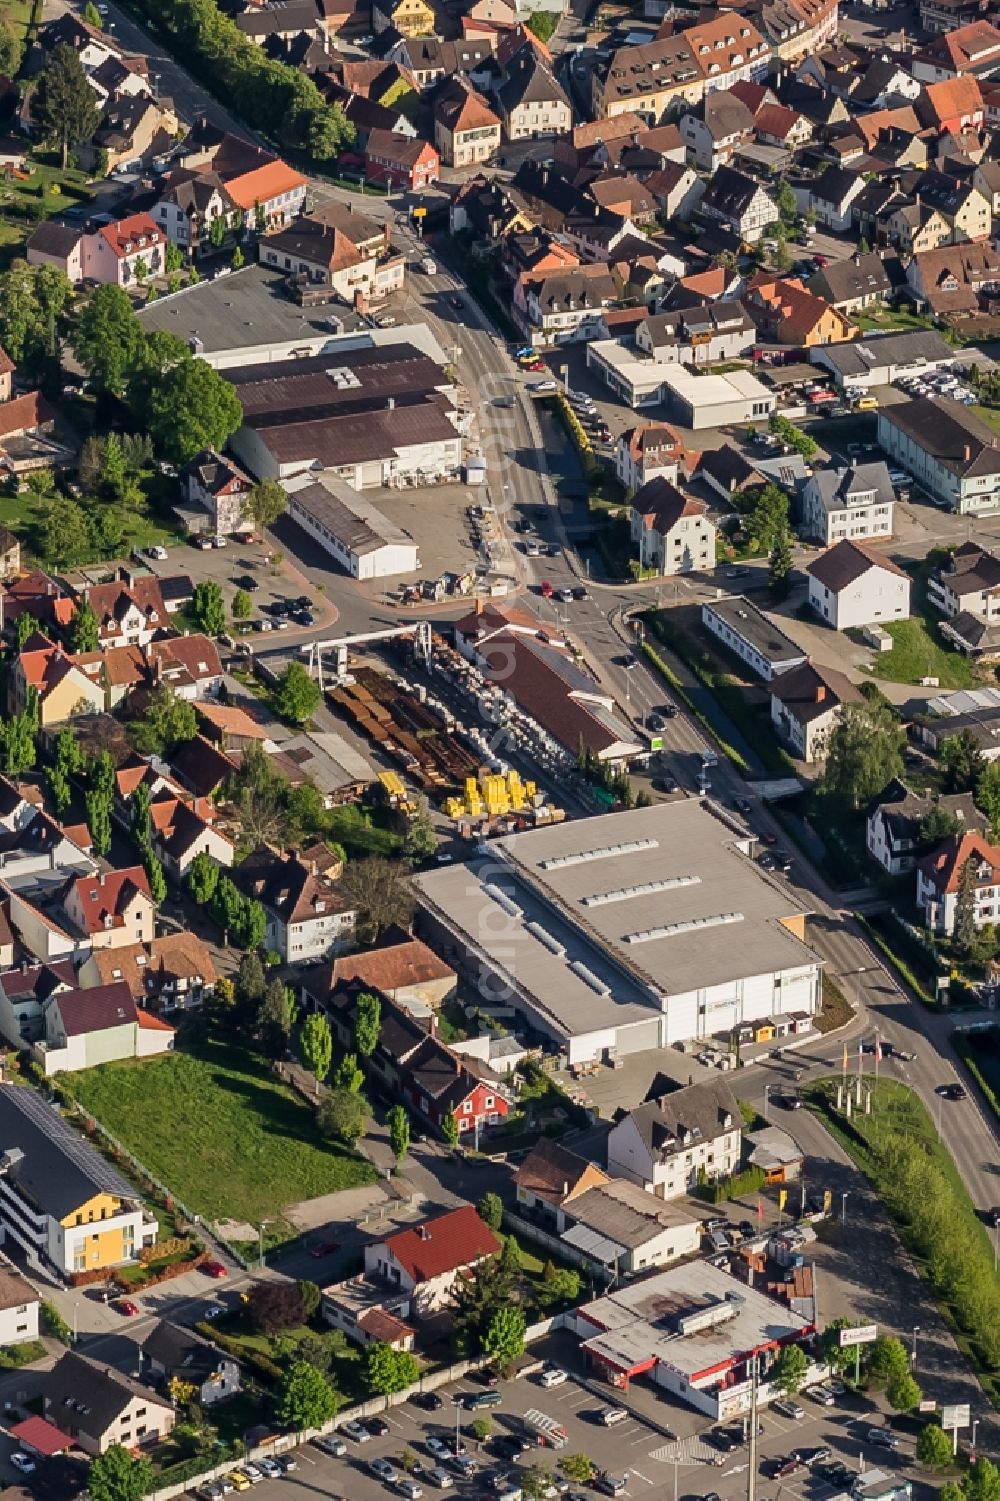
841 1192 848 1224
971 1418 980 1454
763 1084 771 1114
911 1326 919 1364
258 1218 272 1270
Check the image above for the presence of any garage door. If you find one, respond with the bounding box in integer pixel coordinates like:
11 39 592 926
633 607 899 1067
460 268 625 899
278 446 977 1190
615 1017 662 1056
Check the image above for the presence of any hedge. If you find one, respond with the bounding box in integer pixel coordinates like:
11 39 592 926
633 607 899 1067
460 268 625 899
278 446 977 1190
953 1030 1000 1125
194 1322 284 1385
853 913 938 1009
699 1164 766 1204
641 641 752 775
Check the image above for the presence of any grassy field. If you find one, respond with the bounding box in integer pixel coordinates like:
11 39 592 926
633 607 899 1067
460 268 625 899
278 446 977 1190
0 488 187 563
852 310 936 334
66 1036 377 1240
972 405 1000 438
869 615 976 691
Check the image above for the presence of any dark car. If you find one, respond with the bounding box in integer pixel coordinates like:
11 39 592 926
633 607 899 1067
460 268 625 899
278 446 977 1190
572 586 589 600
492 1436 529 1460
758 851 776 870
818 1463 852 1487
620 653 638 669
988 1207 1000 1229
773 850 793 872
293 609 316 627
706 1430 737 1453
410 1392 444 1411
236 575 260 591
363 1417 391 1437
647 713 666 731
652 776 678 794
773 1458 802 1479
735 797 752 814
937 1083 967 1101
778 1093 803 1110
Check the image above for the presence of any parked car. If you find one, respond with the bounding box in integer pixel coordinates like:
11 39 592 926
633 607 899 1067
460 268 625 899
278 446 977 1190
342 1421 371 1443
396 1482 424 1500
10 1453 35 1475
772 1399 804 1420
370 1459 399 1483
422 1468 454 1489
118 1299 140 1317
411 1392 444 1411
599 1407 627 1427
426 1438 452 1462
255 1459 282 1479
309 1237 339 1258
202 1260 227 1279
277 1455 298 1473
539 1366 568 1389
819 1462 853 1487
364 1417 391 1437
792 1448 831 1467
594 1474 626 1497
773 1459 802 1479
867 1429 900 1450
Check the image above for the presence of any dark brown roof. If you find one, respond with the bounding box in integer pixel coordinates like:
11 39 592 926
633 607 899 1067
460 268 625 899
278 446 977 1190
806 539 910 593
51 981 137 1037
770 659 863 723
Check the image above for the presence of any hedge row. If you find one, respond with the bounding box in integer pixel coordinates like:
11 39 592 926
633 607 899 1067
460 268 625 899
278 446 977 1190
853 913 938 1009
641 641 752 775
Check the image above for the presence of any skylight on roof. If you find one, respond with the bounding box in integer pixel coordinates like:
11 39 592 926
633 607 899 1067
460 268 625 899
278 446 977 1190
540 837 658 871
582 875 700 907
624 912 745 944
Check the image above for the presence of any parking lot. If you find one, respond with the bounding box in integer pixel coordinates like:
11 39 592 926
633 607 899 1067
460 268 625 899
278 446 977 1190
187 1356 938 1501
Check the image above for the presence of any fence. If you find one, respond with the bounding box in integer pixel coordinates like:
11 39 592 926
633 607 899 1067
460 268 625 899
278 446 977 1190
146 1317 568 1500
504 1210 610 1280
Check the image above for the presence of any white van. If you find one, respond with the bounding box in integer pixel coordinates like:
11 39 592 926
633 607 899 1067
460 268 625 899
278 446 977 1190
420 257 437 274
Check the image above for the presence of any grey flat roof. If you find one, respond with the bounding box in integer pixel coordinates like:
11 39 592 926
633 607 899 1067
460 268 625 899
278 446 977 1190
703 596 805 668
414 802 816 1043
137 264 366 354
576 1258 808 1379
817 328 956 377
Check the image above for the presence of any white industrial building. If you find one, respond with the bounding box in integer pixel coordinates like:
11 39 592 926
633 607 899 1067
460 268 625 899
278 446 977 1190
413 801 821 1067
701 597 807 681
284 474 419 579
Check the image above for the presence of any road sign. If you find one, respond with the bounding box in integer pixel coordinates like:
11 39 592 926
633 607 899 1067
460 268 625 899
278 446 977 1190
412 206 427 218
919 1401 937 1414
942 1405 970 1429
839 1324 878 1348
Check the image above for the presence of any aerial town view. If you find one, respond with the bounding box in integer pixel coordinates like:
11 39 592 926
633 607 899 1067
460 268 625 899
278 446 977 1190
0 0 999 1495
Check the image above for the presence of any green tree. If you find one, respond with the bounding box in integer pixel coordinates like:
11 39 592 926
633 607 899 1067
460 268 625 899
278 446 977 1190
232 244 245 270
74 283 143 398
387 1103 410 1163
143 847 168 906
978 759 1000 837
867 1336 910 1388
85 787 112 857
275 1360 338 1428
768 529 794 599
130 683 197 756
915 1421 953 1469
235 950 267 1013
536 1261 581 1311
332 1051 363 1092
165 241 184 273
0 20 24 75
442 1110 459 1146
15 610 37 649
191 579 227 637
131 780 152 849
258 977 296 1057
954 855 978 959
887 1371 922 1412
209 213 226 250
232 588 252 623
964 1460 1000 1501
354 990 381 1057
126 329 191 424
402 796 437 864
1 709 36 777
33 43 99 167
228 740 289 846
526 8 556 40
300 1012 333 1091
298 1279 322 1320
146 358 243 465
819 698 904 810
317 1086 372 1143
82 0 103 23
776 180 798 224
560 1455 595 1484
342 856 414 943
773 238 792 275
243 477 288 531
87 1444 153 1501
69 598 99 653
771 1343 808 1394
918 803 961 850
478 1192 504 1231
275 660 321 726
941 729 986 793
483 1304 526 1372
522 1464 555 1500
100 432 127 501
363 1341 420 1395
469 1416 494 1444
185 849 220 906
768 410 817 460
744 482 789 556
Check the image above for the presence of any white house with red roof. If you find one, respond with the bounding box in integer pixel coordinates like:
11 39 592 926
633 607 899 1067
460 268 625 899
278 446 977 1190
224 159 308 231
615 422 684 493
38 979 174 1073
84 213 166 288
364 1206 501 1316
60 867 156 953
630 477 716 575
917 830 1000 936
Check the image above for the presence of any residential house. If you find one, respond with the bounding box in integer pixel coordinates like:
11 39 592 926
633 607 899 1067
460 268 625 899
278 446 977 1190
905 242 1000 318
701 596 807 681
233 843 355 963
363 1206 502 1315
806 540 911 630
630 478 716 575
634 303 756 365
10 637 105 728
592 36 712 124
60 868 156 953
0 525 19 582
917 75 985 134
364 130 440 191
770 659 862 763
80 569 169 650
0 1083 156 1278
0 392 77 482
37 980 174 1075
615 422 684 493
0 961 75 1050
514 263 617 346
259 211 405 305
679 93 755 172
586 173 658 226
641 161 703 221
917 830 1000 934
25 223 85 281
0 1264 38 1347
753 102 812 150
77 932 217 1013
886 200 954 256
928 541 1000 622
867 779 987 875
606 1079 743 1200
149 793 233 880
83 213 167 289
150 169 238 256
141 1321 241 1406
745 275 857 347
373 0 436 36
973 159 1000 218
92 95 179 174
672 11 770 93
514 1139 703 1276
912 21 1000 83
696 444 765 504
801 459 896 545
182 450 252 537
433 79 502 169
877 397 1000 514
698 166 777 243
222 157 308 234
497 51 571 141
326 930 457 1010
38 13 119 71
807 252 902 313
809 166 866 232
44 1351 174 1455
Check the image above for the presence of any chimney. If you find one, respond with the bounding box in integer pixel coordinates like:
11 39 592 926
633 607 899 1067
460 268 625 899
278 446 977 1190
965 443 972 460
387 396 395 411
562 1180 569 1197
815 684 826 703
419 1225 430 1240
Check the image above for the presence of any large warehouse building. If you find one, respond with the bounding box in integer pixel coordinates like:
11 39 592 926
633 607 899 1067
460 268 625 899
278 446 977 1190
413 801 821 1065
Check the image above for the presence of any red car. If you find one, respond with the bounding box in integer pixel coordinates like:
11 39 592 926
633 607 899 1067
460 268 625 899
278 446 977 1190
525 361 546 372
774 1458 802 1479
202 1260 227 1279
310 1237 340 1258
118 1299 140 1317
540 580 553 597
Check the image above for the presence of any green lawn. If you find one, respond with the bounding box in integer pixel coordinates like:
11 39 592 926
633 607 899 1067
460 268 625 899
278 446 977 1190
0 157 96 268
869 616 976 691
971 405 1000 437
65 1036 377 1238
852 309 935 334
0 487 187 563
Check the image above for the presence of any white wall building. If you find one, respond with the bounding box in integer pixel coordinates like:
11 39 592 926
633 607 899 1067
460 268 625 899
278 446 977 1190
800 461 896 547
284 475 420 580
701 598 807 681
607 1080 743 1199
806 540 911 630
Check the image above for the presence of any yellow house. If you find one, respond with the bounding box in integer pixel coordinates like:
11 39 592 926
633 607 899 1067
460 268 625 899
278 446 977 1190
0 1084 156 1279
374 0 435 38
10 636 104 727
887 203 952 255
592 37 708 122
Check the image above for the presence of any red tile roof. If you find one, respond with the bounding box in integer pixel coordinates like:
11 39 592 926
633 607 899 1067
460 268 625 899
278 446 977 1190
382 1206 501 1284
225 159 306 210
63 866 153 934
922 75 984 128
919 830 1000 894
99 213 165 260
9 1417 72 1458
